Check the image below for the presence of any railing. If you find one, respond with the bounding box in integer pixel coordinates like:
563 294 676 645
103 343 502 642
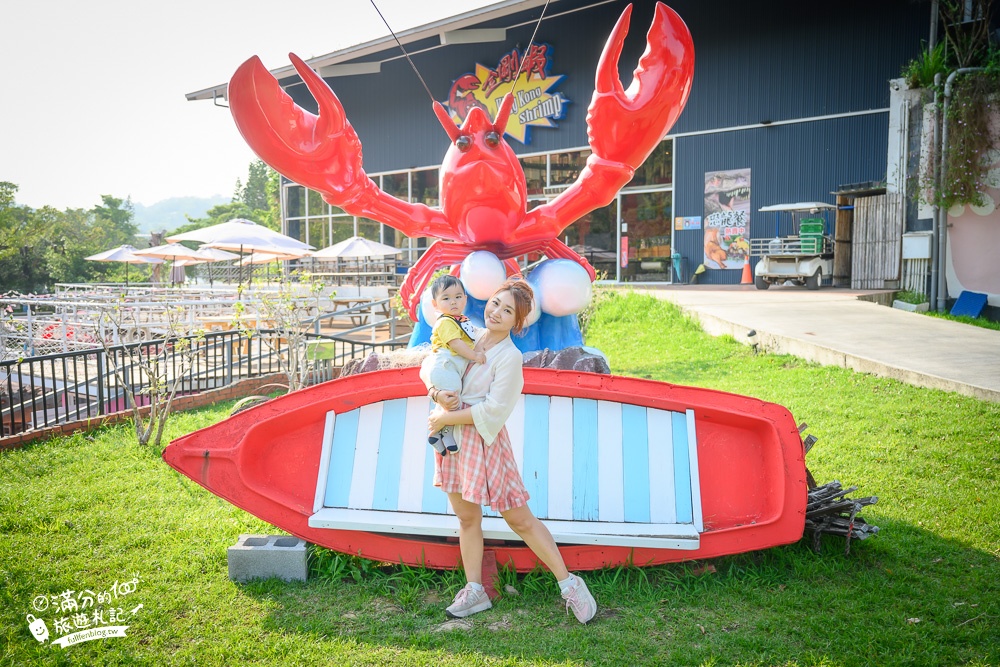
1 324 410 437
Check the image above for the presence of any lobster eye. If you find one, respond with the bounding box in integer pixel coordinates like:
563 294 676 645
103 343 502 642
456 135 472 152
484 131 500 148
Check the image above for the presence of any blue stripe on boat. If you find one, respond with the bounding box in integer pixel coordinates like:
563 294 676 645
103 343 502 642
621 404 651 523
316 396 703 545
371 399 406 511
325 408 360 508
521 395 549 518
572 398 600 520
672 410 692 523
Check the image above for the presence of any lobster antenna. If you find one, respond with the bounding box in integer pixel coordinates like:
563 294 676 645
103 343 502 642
369 0 436 105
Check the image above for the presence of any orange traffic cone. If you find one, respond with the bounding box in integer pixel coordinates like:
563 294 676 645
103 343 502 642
740 258 752 284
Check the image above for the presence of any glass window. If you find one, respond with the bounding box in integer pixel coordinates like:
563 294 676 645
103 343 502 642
382 173 408 200
307 189 327 216
412 169 439 206
561 200 617 280
519 155 546 195
308 219 325 249
627 140 672 187
620 190 673 282
357 218 381 242
285 185 304 219
549 150 590 186
287 219 302 244
329 220 355 246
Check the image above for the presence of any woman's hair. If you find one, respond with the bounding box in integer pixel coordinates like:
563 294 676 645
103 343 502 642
492 278 534 334
431 274 465 299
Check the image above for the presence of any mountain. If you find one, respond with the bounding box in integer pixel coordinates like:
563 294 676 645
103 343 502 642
133 196 230 234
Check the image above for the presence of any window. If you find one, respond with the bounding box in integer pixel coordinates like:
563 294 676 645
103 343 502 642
627 140 672 187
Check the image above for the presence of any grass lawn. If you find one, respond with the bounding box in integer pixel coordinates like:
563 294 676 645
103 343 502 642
1 291 998 666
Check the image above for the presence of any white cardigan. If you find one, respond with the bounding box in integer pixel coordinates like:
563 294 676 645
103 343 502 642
454 335 524 446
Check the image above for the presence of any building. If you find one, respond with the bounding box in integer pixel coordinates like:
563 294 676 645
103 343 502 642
190 0 998 301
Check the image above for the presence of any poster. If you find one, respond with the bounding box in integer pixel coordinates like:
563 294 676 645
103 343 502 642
703 169 751 269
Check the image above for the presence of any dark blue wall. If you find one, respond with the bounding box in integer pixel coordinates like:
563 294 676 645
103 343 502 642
673 114 890 283
284 0 928 283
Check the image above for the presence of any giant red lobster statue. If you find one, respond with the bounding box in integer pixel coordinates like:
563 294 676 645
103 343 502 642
228 2 694 322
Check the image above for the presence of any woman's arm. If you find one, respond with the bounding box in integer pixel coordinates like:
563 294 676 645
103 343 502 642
428 405 474 433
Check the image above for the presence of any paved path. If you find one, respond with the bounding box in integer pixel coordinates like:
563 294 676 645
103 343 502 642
630 285 1000 403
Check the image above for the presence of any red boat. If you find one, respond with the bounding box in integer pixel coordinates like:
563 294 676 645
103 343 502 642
162 367 807 572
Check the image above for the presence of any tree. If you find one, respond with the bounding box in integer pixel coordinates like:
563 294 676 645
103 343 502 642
240 160 271 212
93 300 203 448
0 183 52 293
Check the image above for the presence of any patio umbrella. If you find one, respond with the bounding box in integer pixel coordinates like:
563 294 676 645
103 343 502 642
85 244 164 286
133 242 203 261
133 243 205 286
166 218 313 254
192 246 240 287
167 219 313 290
312 236 401 295
235 249 312 284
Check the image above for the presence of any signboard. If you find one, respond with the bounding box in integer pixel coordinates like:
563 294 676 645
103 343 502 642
443 44 569 145
703 169 751 269
675 216 702 231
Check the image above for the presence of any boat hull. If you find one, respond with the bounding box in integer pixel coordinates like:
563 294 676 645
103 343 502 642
163 367 807 571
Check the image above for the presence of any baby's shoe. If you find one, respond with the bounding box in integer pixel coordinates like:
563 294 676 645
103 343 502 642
428 432 448 456
441 427 459 454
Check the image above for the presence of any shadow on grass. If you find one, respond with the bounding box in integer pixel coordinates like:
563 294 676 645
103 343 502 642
235 522 1000 667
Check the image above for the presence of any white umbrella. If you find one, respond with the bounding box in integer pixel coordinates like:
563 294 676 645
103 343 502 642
194 247 240 261
312 236 400 295
312 236 400 260
236 250 311 266
187 247 240 287
167 219 313 290
85 244 164 286
166 218 313 254
133 243 203 286
133 243 203 261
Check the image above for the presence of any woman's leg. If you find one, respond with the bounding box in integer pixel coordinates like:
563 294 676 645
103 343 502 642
500 504 570 581
448 492 484 583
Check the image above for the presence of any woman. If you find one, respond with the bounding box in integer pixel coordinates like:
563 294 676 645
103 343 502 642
427 279 598 624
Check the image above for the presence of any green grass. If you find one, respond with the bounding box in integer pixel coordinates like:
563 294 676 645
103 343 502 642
925 310 1000 331
2 291 998 666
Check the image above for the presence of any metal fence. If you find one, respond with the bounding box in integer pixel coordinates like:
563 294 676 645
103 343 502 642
1 327 408 437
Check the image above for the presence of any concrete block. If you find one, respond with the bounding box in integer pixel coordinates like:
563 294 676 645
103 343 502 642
227 534 308 583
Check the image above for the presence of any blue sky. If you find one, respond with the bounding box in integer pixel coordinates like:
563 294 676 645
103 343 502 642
0 0 494 210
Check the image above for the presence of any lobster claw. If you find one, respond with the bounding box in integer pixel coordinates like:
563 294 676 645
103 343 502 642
228 54 373 206
587 2 694 169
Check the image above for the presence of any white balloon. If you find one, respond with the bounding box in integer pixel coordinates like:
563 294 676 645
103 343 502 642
970 193 996 216
528 259 593 317
524 297 542 327
460 251 507 300
420 287 440 326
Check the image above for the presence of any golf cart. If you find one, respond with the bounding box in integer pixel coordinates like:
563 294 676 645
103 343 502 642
750 202 836 290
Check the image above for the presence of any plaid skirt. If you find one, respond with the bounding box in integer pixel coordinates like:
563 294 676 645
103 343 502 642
434 419 530 513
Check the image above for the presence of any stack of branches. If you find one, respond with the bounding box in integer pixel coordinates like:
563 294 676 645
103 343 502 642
805 481 879 555
800 425 879 555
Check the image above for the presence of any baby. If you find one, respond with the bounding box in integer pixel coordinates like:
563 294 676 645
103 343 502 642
420 275 484 456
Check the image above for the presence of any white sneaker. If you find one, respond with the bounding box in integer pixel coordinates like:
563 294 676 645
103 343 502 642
561 575 597 624
445 583 492 618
